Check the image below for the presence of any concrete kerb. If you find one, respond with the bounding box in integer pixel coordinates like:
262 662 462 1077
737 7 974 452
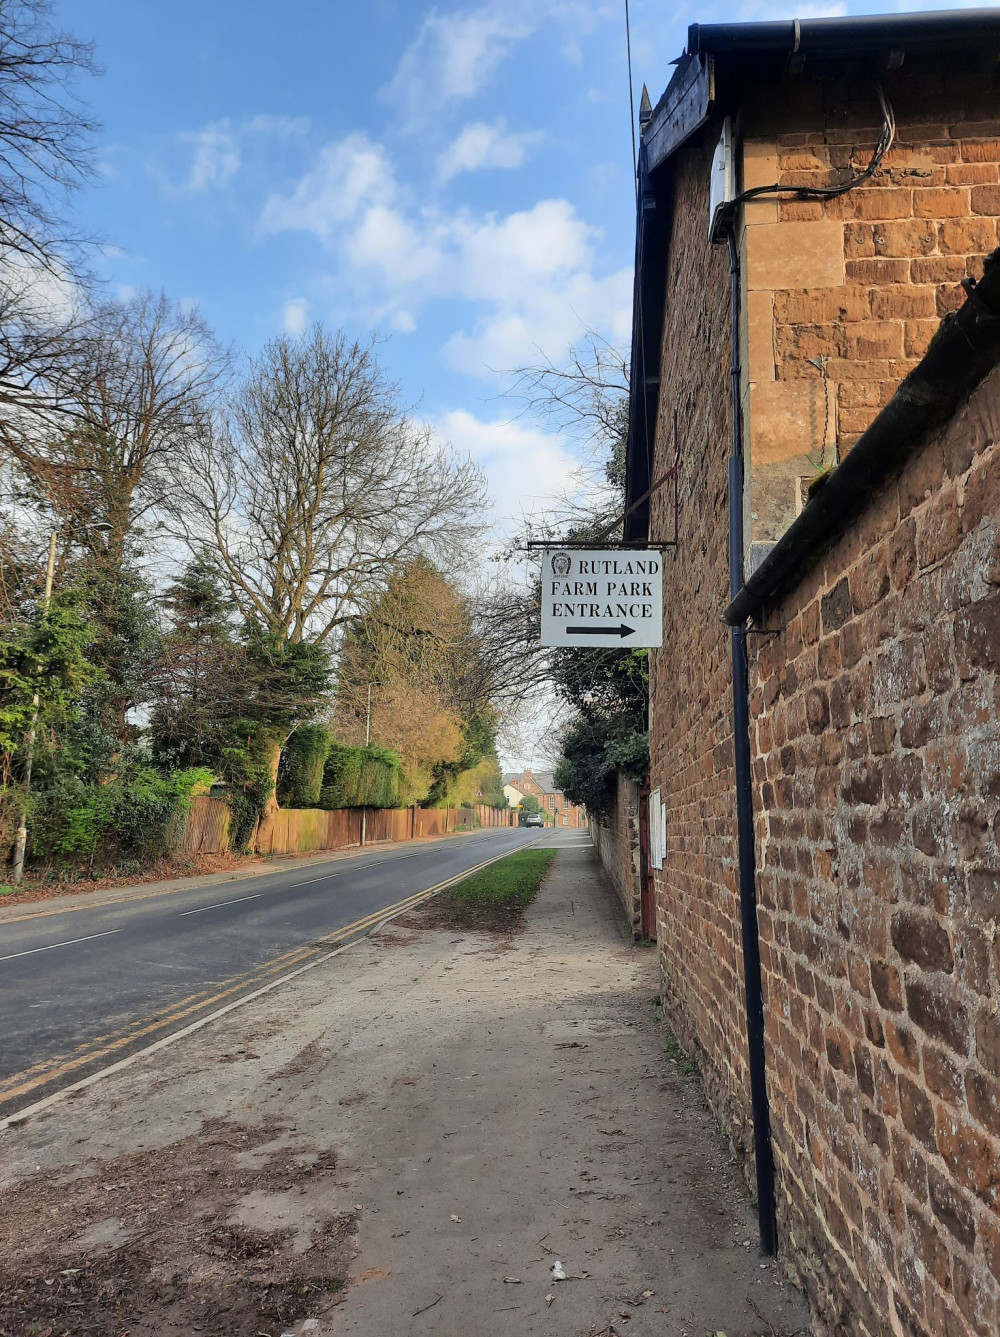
0 836 542 1136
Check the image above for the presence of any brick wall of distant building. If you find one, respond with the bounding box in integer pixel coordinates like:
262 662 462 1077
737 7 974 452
509 770 588 828
747 365 1000 1337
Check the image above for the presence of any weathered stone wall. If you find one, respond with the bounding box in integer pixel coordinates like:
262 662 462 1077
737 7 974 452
646 139 759 1162
739 70 1000 544
749 365 1000 1336
591 772 642 934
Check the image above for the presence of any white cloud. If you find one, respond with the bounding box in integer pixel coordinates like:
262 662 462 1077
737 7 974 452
184 120 241 191
383 6 532 127
260 134 630 372
168 115 313 196
438 119 541 182
432 408 584 539
382 1 617 129
1 251 81 323
260 134 390 240
444 265 632 376
282 297 310 335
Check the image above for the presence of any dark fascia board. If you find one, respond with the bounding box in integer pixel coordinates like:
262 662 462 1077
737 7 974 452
623 142 671 543
622 54 709 541
644 52 715 174
688 9 1000 58
724 250 1000 627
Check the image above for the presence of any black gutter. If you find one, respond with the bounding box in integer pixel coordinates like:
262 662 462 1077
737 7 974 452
689 10 1000 58
725 248 1000 628
725 228 778 1257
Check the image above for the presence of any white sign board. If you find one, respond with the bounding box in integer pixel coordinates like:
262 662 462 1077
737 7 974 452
539 549 663 648
649 787 662 870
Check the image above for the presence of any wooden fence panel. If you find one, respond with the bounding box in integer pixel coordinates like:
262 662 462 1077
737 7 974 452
366 808 411 844
413 809 446 838
176 796 231 855
258 807 363 856
475 803 511 828
178 797 522 858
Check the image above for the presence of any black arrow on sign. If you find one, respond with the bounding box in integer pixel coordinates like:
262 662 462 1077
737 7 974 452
566 624 635 638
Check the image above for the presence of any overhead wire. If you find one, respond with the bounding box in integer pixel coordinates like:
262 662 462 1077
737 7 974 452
624 0 653 545
625 0 638 191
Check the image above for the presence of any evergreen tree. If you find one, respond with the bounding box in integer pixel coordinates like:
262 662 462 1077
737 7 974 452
150 559 241 771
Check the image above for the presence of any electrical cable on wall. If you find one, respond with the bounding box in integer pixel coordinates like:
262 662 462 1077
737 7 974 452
724 84 896 223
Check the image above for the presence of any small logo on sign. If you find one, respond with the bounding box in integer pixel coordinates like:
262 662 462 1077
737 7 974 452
551 551 571 577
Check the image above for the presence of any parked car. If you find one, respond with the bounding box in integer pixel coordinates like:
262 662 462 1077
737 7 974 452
522 813 544 828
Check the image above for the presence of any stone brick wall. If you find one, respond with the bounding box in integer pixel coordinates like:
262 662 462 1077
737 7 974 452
641 100 1000 1334
646 140 760 1163
590 772 642 935
749 365 1000 1336
739 70 1000 545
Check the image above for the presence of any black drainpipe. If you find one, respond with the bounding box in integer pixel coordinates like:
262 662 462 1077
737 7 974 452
725 225 778 1257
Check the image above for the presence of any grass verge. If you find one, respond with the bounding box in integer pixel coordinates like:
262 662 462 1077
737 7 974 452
397 847 557 932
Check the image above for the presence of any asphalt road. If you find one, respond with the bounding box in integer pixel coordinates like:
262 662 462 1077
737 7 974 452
0 827 542 1116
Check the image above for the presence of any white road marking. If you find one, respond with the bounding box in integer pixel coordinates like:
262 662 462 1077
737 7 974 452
178 893 264 918
291 857 397 887
0 929 123 963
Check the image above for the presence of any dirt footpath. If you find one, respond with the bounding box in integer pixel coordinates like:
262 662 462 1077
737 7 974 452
0 836 812 1337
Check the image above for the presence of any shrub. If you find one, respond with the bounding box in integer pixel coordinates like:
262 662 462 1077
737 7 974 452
554 716 649 819
320 742 401 809
28 766 213 872
277 724 332 807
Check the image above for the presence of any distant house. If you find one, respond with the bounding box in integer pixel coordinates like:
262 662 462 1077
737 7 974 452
501 768 588 829
502 783 524 809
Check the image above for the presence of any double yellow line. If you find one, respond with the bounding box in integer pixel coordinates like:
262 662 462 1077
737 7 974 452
0 839 538 1122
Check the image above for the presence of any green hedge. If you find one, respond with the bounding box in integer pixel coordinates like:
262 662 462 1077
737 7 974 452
28 766 213 871
277 724 333 808
319 742 402 809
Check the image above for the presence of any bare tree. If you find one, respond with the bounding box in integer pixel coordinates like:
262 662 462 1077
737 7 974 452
502 330 629 539
3 290 226 568
176 327 487 646
0 1 100 524
504 330 628 449
0 0 97 274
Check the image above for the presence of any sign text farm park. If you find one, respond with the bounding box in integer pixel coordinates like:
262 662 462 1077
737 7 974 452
539 549 663 648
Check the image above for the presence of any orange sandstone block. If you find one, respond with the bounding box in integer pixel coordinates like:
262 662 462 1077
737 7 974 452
970 183 1000 216
845 321 905 361
962 139 1000 163
911 256 967 283
938 216 997 255
870 287 938 321
912 187 971 218
871 219 938 257
946 163 999 186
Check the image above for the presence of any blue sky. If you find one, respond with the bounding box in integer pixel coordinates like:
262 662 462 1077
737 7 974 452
57 0 642 537
51 0 970 766
56 0 963 541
